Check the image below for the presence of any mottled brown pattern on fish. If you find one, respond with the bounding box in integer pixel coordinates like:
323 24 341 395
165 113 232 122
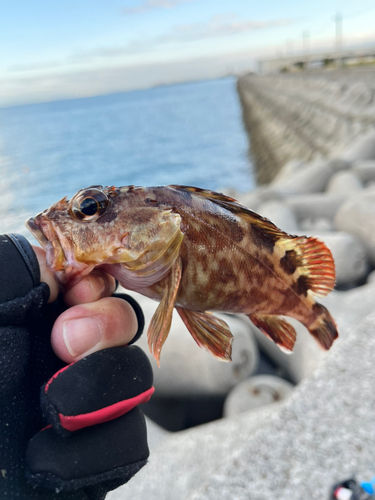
27 183 338 361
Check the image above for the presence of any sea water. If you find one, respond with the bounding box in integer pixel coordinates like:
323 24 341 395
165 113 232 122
0 77 254 234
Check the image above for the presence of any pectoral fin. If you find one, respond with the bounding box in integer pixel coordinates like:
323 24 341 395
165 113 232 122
176 308 233 361
148 258 182 366
249 313 296 352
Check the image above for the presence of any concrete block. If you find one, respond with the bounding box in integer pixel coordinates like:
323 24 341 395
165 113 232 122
270 159 305 185
257 201 299 234
284 193 346 222
145 416 170 451
325 171 363 195
299 217 334 232
339 130 375 162
270 159 335 193
335 190 375 265
223 375 293 417
314 232 368 286
352 160 375 184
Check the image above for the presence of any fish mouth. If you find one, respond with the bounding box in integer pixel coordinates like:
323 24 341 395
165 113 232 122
26 215 67 272
26 217 49 247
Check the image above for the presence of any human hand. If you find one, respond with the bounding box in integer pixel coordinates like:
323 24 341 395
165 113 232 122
0 234 153 499
33 246 139 363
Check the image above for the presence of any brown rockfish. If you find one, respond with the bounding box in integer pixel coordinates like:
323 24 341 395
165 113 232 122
26 185 338 365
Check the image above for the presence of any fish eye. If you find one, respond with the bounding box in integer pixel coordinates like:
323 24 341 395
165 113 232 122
69 188 110 221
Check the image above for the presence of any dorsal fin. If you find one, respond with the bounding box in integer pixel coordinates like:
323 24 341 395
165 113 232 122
168 185 292 241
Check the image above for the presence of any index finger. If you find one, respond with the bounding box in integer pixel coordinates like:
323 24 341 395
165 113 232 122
63 270 117 306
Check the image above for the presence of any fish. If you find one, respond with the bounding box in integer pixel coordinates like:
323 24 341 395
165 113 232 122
26 184 338 365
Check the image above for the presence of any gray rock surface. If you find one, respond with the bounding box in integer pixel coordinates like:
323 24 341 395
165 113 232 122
145 416 170 450
335 189 375 264
121 290 259 396
223 375 294 417
188 312 375 500
109 310 375 500
108 404 280 500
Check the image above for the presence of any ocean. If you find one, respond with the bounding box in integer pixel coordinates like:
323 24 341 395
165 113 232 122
0 77 254 236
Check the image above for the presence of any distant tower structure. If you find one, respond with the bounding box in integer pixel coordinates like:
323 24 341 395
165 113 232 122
334 12 343 67
303 30 310 69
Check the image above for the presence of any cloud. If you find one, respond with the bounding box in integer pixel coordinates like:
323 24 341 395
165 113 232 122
8 61 61 73
0 52 258 107
68 15 293 64
122 0 195 15
5 14 294 77
70 40 152 63
158 15 294 43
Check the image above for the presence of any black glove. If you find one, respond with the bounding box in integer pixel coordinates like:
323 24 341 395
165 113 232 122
0 234 154 500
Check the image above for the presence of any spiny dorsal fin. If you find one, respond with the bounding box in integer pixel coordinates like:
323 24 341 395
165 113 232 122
169 185 293 241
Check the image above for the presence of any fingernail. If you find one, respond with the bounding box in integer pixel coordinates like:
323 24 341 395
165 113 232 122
63 317 102 357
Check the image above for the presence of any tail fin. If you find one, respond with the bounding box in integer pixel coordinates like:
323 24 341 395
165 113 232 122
277 236 336 298
308 302 338 350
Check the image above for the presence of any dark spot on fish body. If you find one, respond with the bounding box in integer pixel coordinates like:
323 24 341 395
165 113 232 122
145 198 161 206
280 250 298 275
251 224 276 253
291 275 309 297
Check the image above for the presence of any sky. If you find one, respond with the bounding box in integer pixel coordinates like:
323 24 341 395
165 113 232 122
1 0 375 106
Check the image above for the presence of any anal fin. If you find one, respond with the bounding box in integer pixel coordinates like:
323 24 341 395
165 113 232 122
176 308 233 362
148 258 182 366
249 313 296 352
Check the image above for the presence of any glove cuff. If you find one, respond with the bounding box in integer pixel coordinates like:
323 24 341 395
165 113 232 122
26 409 149 492
41 345 154 436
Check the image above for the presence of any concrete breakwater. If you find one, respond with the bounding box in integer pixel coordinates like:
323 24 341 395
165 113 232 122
237 67 375 183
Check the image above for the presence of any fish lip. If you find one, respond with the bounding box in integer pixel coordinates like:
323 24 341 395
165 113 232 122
26 215 67 272
26 217 49 247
